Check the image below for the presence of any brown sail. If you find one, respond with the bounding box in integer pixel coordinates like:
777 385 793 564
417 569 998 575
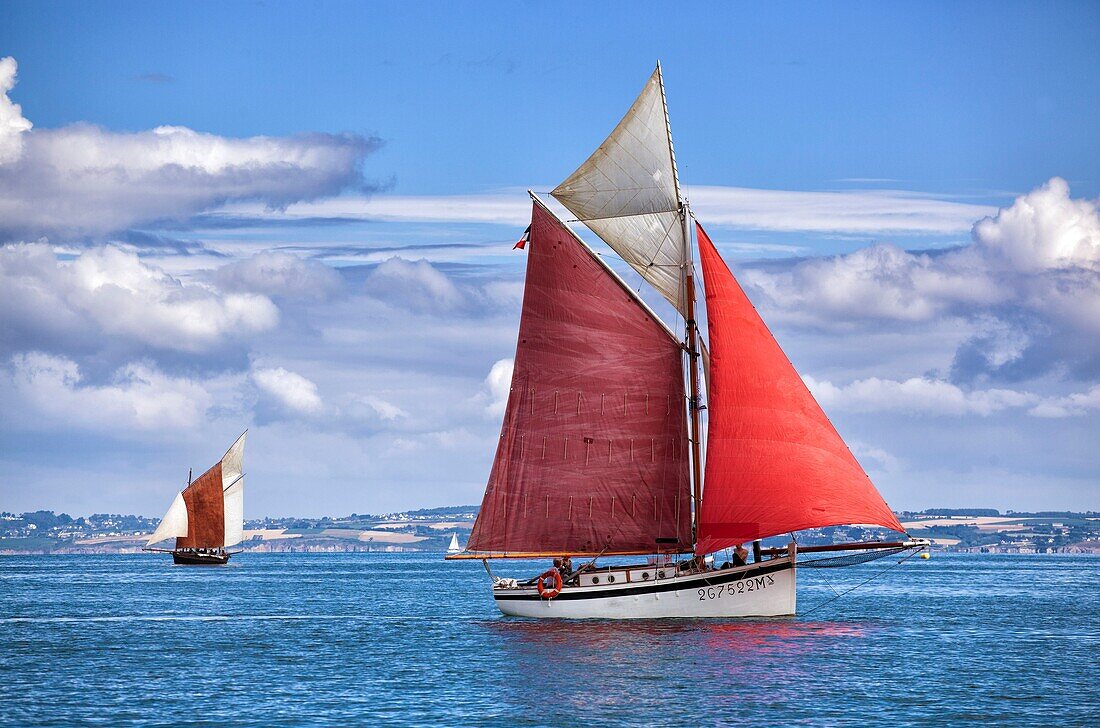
175 462 226 549
145 432 247 560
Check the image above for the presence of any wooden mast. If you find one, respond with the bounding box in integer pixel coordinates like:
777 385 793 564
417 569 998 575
656 62 704 551
683 260 703 549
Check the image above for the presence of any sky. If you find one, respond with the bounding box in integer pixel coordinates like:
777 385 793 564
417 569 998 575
1 1 1098 518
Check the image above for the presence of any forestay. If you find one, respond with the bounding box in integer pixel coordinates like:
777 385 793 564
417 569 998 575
694 223 904 555
465 201 692 556
551 66 689 317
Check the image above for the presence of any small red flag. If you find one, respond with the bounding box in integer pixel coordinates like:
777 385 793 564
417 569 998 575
514 225 531 250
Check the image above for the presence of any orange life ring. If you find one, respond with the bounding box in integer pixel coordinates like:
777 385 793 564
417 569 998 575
536 568 564 599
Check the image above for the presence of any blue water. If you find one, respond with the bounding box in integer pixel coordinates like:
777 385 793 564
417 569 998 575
1 553 1097 726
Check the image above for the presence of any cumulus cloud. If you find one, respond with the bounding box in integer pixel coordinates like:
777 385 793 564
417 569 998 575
0 243 278 358
482 358 513 416
363 257 467 313
0 58 32 164
359 395 408 421
806 374 1100 419
252 366 323 415
2 352 214 432
805 374 1038 416
212 251 345 301
0 57 381 240
849 441 900 472
1028 385 1100 418
743 178 1100 382
972 177 1100 272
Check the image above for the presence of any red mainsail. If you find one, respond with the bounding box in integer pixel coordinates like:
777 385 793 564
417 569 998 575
466 201 692 556
694 223 904 555
175 462 225 549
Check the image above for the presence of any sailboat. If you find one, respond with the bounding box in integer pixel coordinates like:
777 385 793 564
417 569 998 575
446 533 462 554
446 65 925 618
143 432 247 565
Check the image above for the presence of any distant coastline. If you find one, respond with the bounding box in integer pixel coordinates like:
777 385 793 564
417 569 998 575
2 506 1098 555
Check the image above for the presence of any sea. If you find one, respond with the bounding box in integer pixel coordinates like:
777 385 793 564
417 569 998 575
1 552 1097 727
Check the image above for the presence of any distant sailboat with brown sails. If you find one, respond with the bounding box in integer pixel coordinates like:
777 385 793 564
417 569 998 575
447 65 926 618
144 432 247 565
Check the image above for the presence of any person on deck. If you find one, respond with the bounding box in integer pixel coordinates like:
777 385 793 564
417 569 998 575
731 544 749 567
559 556 573 579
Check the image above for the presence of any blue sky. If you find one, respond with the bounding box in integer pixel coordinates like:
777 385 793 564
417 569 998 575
1 2 1098 517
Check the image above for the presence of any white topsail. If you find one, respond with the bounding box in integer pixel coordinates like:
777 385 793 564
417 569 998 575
221 431 247 548
222 477 245 549
222 431 246 486
551 64 689 316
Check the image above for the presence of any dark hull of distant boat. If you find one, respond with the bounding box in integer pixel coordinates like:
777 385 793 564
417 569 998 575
172 550 230 566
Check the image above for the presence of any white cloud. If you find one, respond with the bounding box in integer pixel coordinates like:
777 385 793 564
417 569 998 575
218 184 995 237
0 57 32 164
363 257 466 313
688 185 995 235
744 178 1100 381
212 251 345 301
849 441 901 472
3 352 214 432
360 395 408 421
1028 385 1100 418
0 243 279 355
805 373 1100 419
742 243 1004 325
805 374 1037 416
972 177 1100 272
483 358 513 416
219 191 532 226
0 57 380 240
252 367 323 415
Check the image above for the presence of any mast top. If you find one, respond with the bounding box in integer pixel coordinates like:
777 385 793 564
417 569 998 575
551 66 691 318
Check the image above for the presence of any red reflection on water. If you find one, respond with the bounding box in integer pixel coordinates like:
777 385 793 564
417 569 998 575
480 618 868 657
701 620 868 654
478 619 874 710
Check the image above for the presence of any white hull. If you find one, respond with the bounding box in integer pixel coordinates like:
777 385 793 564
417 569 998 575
492 556 796 619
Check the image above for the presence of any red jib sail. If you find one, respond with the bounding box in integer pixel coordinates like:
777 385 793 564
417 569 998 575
466 201 692 556
175 462 225 549
694 223 904 555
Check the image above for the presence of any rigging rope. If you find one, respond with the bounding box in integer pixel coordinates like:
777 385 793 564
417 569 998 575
800 546 927 618
798 545 911 569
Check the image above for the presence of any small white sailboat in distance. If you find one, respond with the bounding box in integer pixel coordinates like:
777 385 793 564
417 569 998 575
446 533 462 554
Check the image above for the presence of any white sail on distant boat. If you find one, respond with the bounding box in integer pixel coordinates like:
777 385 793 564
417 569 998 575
447 64 926 619
144 432 248 565
446 533 461 554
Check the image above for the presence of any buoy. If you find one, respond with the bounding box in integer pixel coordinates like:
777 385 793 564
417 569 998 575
920 552 931 559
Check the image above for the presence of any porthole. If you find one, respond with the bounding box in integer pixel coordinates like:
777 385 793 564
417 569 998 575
641 572 650 581
657 570 665 578
607 575 615 583
592 576 600 584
